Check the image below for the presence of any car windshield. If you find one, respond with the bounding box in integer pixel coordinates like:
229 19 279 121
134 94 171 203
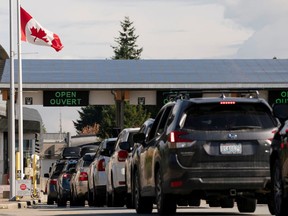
51 163 65 177
183 102 277 131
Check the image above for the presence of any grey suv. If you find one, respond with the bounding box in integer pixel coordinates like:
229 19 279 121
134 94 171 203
132 95 279 215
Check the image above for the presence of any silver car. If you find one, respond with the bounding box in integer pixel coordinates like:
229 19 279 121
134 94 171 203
70 153 94 206
87 137 117 207
106 128 140 207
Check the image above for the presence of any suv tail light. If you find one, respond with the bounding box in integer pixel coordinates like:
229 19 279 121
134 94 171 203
97 159 105 171
63 173 71 179
79 172 88 181
50 179 57 185
118 150 128 162
168 131 196 149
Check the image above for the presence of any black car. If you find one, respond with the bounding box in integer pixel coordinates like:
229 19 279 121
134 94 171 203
122 118 154 209
56 159 78 207
130 94 279 215
61 147 81 159
270 104 288 216
44 160 66 205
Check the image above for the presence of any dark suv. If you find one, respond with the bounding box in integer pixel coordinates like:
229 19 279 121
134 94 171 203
269 104 288 216
132 95 279 215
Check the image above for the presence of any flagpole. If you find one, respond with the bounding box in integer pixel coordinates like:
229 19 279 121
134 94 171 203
17 0 24 180
9 0 16 200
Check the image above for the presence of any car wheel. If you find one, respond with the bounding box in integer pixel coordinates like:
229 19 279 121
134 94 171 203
93 187 103 207
220 197 234 208
106 190 113 207
236 197 256 213
87 186 94 207
111 187 124 207
155 168 177 215
57 195 67 207
134 170 153 214
272 159 288 216
70 190 76 206
125 193 133 209
78 197 85 207
188 198 201 207
47 196 54 205
111 175 124 207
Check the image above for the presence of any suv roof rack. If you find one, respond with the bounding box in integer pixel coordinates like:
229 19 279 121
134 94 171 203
163 90 260 102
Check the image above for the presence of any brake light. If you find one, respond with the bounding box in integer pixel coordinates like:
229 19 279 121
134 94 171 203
97 159 105 171
118 181 126 185
220 101 236 105
50 179 57 185
170 180 183 188
63 173 70 179
118 150 128 162
168 131 195 148
79 172 88 181
268 129 278 142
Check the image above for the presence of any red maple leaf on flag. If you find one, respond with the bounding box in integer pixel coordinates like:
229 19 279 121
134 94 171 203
30 27 49 43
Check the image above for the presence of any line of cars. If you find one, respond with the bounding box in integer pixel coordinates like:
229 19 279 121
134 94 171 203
118 94 288 215
44 94 288 216
44 144 99 206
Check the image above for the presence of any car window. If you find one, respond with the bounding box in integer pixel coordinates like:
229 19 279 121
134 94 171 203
183 102 277 131
148 106 173 141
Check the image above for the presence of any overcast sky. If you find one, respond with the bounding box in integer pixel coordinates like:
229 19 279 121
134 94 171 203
1 0 288 135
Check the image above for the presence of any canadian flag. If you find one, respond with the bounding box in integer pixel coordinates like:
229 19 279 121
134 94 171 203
20 7 63 52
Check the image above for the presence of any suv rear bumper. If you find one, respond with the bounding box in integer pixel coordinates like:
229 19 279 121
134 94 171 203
163 168 270 194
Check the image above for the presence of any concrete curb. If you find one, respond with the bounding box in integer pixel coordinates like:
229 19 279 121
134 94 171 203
0 199 40 209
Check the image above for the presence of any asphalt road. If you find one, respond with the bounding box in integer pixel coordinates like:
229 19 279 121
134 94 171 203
0 203 272 216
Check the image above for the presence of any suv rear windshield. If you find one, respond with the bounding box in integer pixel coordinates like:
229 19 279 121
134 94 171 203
183 102 277 131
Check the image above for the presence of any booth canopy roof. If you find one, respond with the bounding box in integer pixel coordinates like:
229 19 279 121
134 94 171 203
1 59 288 89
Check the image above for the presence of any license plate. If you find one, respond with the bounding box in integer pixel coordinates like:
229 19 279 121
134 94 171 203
220 143 242 155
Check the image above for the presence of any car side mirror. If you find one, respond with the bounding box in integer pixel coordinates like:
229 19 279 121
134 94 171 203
69 168 76 173
133 133 146 145
100 149 111 157
119 141 131 152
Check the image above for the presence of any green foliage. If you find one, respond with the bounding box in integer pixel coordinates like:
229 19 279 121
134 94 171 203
74 103 151 138
73 105 104 134
112 16 143 59
74 17 152 137
100 102 151 138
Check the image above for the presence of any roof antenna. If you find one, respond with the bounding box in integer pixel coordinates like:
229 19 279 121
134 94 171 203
255 90 259 98
220 93 226 99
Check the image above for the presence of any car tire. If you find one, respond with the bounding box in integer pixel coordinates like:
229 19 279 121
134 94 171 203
272 159 288 216
106 190 113 207
156 168 177 215
188 198 201 207
57 196 67 207
220 197 234 208
134 170 153 214
87 187 94 207
236 197 256 213
125 193 133 209
47 195 54 205
93 187 103 207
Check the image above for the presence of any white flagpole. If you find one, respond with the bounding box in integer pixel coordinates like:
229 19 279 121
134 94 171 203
9 0 16 200
17 0 24 179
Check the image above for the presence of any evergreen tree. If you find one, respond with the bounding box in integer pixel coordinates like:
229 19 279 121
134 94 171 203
101 102 151 138
73 105 104 134
73 17 153 138
112 16 143 59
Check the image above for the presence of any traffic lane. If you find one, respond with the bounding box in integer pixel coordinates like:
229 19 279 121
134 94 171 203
0 204 271 216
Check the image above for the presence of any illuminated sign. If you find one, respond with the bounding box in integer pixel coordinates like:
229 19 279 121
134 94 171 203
269 90 288 105
43 91 89 106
